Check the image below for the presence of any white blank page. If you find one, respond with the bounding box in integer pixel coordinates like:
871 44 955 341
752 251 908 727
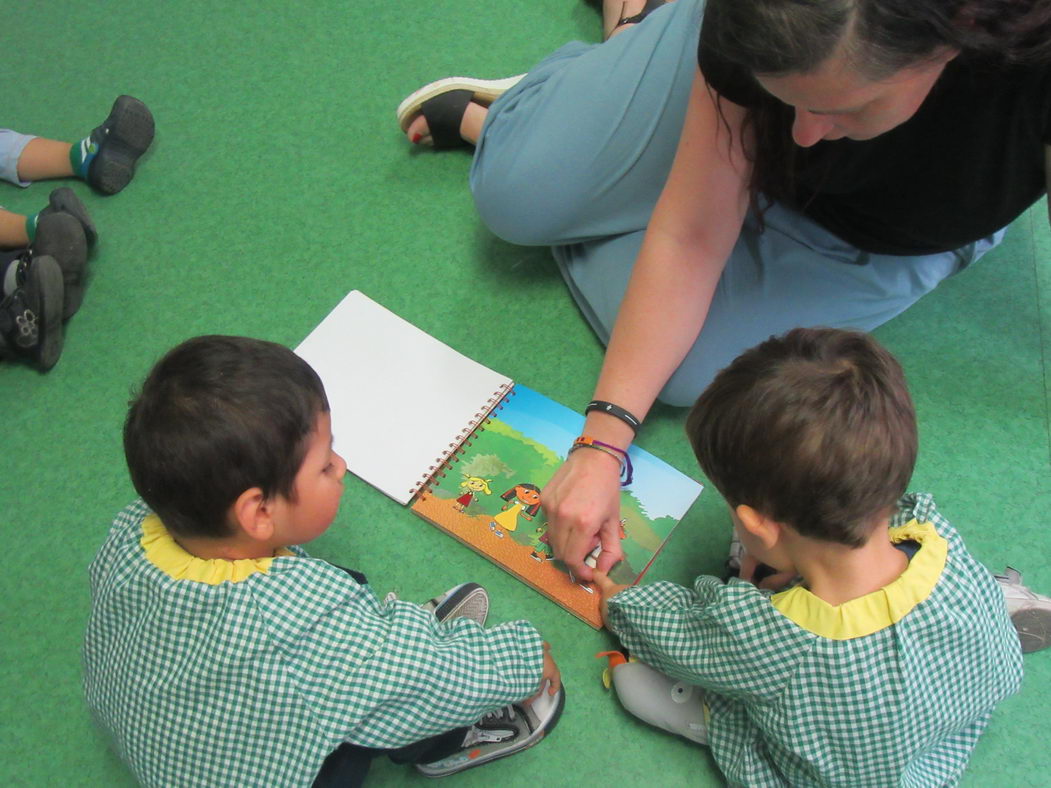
295 291 513 504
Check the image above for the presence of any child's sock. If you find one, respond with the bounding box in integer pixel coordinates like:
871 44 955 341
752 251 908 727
69 135 98 181
24 212 40 244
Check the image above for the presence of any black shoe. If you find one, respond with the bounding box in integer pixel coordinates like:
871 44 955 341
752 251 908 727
86 95 155 195
31 212 88 320
39 187 97 248
0 253 64 371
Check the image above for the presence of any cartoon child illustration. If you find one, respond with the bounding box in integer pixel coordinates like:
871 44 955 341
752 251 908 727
489 483 541 539
454 475 492 513
529 523 553 563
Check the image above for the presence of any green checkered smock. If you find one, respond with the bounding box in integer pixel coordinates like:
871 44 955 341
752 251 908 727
83 500 545 787
605 494 1022 787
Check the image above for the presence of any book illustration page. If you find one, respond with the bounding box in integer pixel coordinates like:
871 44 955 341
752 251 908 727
411 384 702 628
295 291 513 505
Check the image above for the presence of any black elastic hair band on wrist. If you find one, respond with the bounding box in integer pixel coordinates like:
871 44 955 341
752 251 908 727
585 400 642 434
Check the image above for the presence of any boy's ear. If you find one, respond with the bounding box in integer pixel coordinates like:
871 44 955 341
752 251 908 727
230 487 276 542
735 504 782 550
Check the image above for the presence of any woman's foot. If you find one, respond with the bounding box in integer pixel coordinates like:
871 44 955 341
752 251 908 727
397 75 524 149
406 101 488 147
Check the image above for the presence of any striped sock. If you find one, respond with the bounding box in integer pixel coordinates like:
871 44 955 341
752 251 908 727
69 135 99 180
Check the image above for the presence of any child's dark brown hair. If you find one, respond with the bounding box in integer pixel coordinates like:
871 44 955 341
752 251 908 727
686 328 917 547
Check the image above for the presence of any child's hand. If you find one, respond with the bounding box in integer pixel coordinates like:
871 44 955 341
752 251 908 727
739 550 796 591
592 570 629 600
738 551 760 583
529 641 561 702
592 570 630 628
757 569 797 591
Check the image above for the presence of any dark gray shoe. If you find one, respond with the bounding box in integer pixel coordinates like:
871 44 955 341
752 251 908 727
32 212 88 320
86 95 155 195
0 253 64 371
40 187 97 248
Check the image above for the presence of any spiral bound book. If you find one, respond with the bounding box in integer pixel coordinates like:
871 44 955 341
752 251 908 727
296 291 703 627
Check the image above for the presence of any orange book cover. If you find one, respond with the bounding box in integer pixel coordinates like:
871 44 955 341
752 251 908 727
410 385 702 628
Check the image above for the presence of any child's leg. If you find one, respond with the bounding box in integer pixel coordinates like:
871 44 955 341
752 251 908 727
608 660 708 745
311 727 471 788
311 742 376 788
15 137 75 181
0 130 36 186
0 208 31 248
388 727 472 766
1 96 154 196
1 189 96 251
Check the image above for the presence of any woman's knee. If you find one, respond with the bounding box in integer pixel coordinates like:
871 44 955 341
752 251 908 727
471 152 594 247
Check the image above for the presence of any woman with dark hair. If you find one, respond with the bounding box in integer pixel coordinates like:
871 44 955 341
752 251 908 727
398 0 1051 578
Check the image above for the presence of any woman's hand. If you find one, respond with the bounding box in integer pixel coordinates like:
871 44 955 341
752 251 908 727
542 446 626 582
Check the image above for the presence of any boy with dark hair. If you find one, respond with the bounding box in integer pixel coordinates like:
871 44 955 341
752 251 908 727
84 335 562 787
594 327 1047 786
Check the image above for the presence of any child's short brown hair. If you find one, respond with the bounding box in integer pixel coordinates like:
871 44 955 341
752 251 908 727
686 328 917 547
123 335 329 540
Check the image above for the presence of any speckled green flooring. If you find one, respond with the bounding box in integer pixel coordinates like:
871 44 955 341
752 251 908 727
1 2 1048 785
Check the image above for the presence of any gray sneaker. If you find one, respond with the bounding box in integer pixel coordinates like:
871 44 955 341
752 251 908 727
995 567 1051 654
425 582 489 626
416 685 565 777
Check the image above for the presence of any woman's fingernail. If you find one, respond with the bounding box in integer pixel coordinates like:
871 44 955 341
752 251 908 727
410 132 422 144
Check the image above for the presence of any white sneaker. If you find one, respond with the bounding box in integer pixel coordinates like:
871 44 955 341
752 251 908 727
995 567 1051 654
424 582 490 626
415 684 565 777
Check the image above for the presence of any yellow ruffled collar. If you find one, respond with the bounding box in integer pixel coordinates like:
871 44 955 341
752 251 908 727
770 519 947 640
140 514 293 585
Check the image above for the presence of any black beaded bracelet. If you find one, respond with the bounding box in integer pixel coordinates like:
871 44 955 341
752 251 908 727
585 400 642 434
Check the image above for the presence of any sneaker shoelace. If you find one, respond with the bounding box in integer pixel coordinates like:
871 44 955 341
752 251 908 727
462 706 518 746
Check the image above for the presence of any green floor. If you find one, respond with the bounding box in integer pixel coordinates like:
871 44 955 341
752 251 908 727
2 1 1049 785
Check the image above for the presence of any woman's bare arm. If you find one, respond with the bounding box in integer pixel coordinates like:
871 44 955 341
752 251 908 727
543 68 751 580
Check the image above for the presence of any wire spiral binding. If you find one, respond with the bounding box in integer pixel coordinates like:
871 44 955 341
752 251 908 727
409 384 517 501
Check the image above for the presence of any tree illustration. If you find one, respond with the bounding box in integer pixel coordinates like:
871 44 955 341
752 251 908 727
461 453 514 480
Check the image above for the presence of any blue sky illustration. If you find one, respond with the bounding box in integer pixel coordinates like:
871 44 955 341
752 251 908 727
494 385 702 519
